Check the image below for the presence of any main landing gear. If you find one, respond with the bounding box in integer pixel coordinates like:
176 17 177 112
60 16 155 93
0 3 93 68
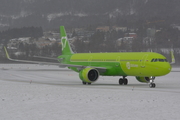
82 81 91 85
119 76 128 85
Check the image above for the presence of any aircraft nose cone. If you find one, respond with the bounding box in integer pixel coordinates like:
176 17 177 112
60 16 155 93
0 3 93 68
161 63 172 75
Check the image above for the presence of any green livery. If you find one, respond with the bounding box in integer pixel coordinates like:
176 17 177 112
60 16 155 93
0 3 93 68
4 26 173 88
58 26 172 88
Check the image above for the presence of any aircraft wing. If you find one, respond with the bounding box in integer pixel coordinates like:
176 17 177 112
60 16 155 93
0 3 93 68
33 56 61 61
4 47 107 72
4 47 62 65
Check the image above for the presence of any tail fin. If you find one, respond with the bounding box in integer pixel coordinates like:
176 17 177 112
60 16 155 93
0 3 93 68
60 26 74 55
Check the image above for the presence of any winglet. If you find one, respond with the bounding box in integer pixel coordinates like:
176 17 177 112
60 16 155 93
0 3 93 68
4 47 11 60
170 49 175 64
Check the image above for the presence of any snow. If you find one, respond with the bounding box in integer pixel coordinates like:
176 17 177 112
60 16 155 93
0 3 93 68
0 64 180 120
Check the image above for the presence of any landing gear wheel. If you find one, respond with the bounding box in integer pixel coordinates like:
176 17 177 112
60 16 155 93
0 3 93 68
152 83 156 88
119 78 128 85
82 82 86 85
82 82 92 85
119 78 124 85
124 79 128 85
149 83 156 88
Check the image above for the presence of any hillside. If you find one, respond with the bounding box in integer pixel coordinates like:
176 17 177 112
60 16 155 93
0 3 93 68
0 0 180 30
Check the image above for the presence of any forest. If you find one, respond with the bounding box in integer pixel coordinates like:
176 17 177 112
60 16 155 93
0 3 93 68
0 24 180 65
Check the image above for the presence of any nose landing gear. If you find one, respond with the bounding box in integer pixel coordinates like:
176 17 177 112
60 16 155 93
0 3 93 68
149 79 156 88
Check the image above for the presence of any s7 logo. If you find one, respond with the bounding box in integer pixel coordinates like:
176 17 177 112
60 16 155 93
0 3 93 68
61 37 67 50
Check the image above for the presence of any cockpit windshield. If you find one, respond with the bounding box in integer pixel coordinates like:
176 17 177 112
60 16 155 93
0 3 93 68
151 58 168 62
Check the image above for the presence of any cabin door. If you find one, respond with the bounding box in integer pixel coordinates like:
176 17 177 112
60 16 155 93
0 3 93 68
140 54 148 68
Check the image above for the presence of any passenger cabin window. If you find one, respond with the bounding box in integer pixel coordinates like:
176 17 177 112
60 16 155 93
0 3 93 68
151 58 167 62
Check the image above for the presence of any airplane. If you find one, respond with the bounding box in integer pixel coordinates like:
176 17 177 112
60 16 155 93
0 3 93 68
4 26 174 88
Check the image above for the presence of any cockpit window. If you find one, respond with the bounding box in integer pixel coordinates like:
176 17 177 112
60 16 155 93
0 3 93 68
154 59 158 62
151 58 168 62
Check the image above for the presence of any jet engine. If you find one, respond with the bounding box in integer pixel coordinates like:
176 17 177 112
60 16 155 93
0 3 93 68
79 68 99 83
135 76 155 83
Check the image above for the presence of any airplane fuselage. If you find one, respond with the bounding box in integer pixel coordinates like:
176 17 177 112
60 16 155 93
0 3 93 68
59 52 171 77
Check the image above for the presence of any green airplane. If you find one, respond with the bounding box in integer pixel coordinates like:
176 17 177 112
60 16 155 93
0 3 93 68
4 26 174 88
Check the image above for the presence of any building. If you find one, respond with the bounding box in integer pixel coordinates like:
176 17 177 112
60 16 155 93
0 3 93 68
125 33 137 39
147 28 156 37
96 26 109 32
112 26 127 32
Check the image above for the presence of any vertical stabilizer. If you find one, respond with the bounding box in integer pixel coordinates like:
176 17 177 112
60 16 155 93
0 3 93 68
60 26 74 55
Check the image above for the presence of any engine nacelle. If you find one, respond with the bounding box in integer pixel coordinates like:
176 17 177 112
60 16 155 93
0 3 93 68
136 76 155 83
79 68 99 83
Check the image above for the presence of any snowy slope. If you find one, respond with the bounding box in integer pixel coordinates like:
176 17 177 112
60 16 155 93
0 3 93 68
0 64 180 120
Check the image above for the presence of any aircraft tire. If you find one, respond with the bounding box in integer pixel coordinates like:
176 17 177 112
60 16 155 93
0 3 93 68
124 79 128 85
149 83 156 88
82 82 87 85
119 78 124 85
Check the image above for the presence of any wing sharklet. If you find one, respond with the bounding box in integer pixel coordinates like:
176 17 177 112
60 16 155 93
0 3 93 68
170 49 175 64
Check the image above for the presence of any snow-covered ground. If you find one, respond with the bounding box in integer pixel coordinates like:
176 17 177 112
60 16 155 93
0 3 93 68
0 64 180 120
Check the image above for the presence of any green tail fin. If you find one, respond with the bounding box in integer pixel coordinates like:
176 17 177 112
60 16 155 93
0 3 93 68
60 26 74 55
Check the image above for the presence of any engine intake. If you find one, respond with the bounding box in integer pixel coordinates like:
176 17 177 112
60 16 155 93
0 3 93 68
79 68 99 83
136 76 155 83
